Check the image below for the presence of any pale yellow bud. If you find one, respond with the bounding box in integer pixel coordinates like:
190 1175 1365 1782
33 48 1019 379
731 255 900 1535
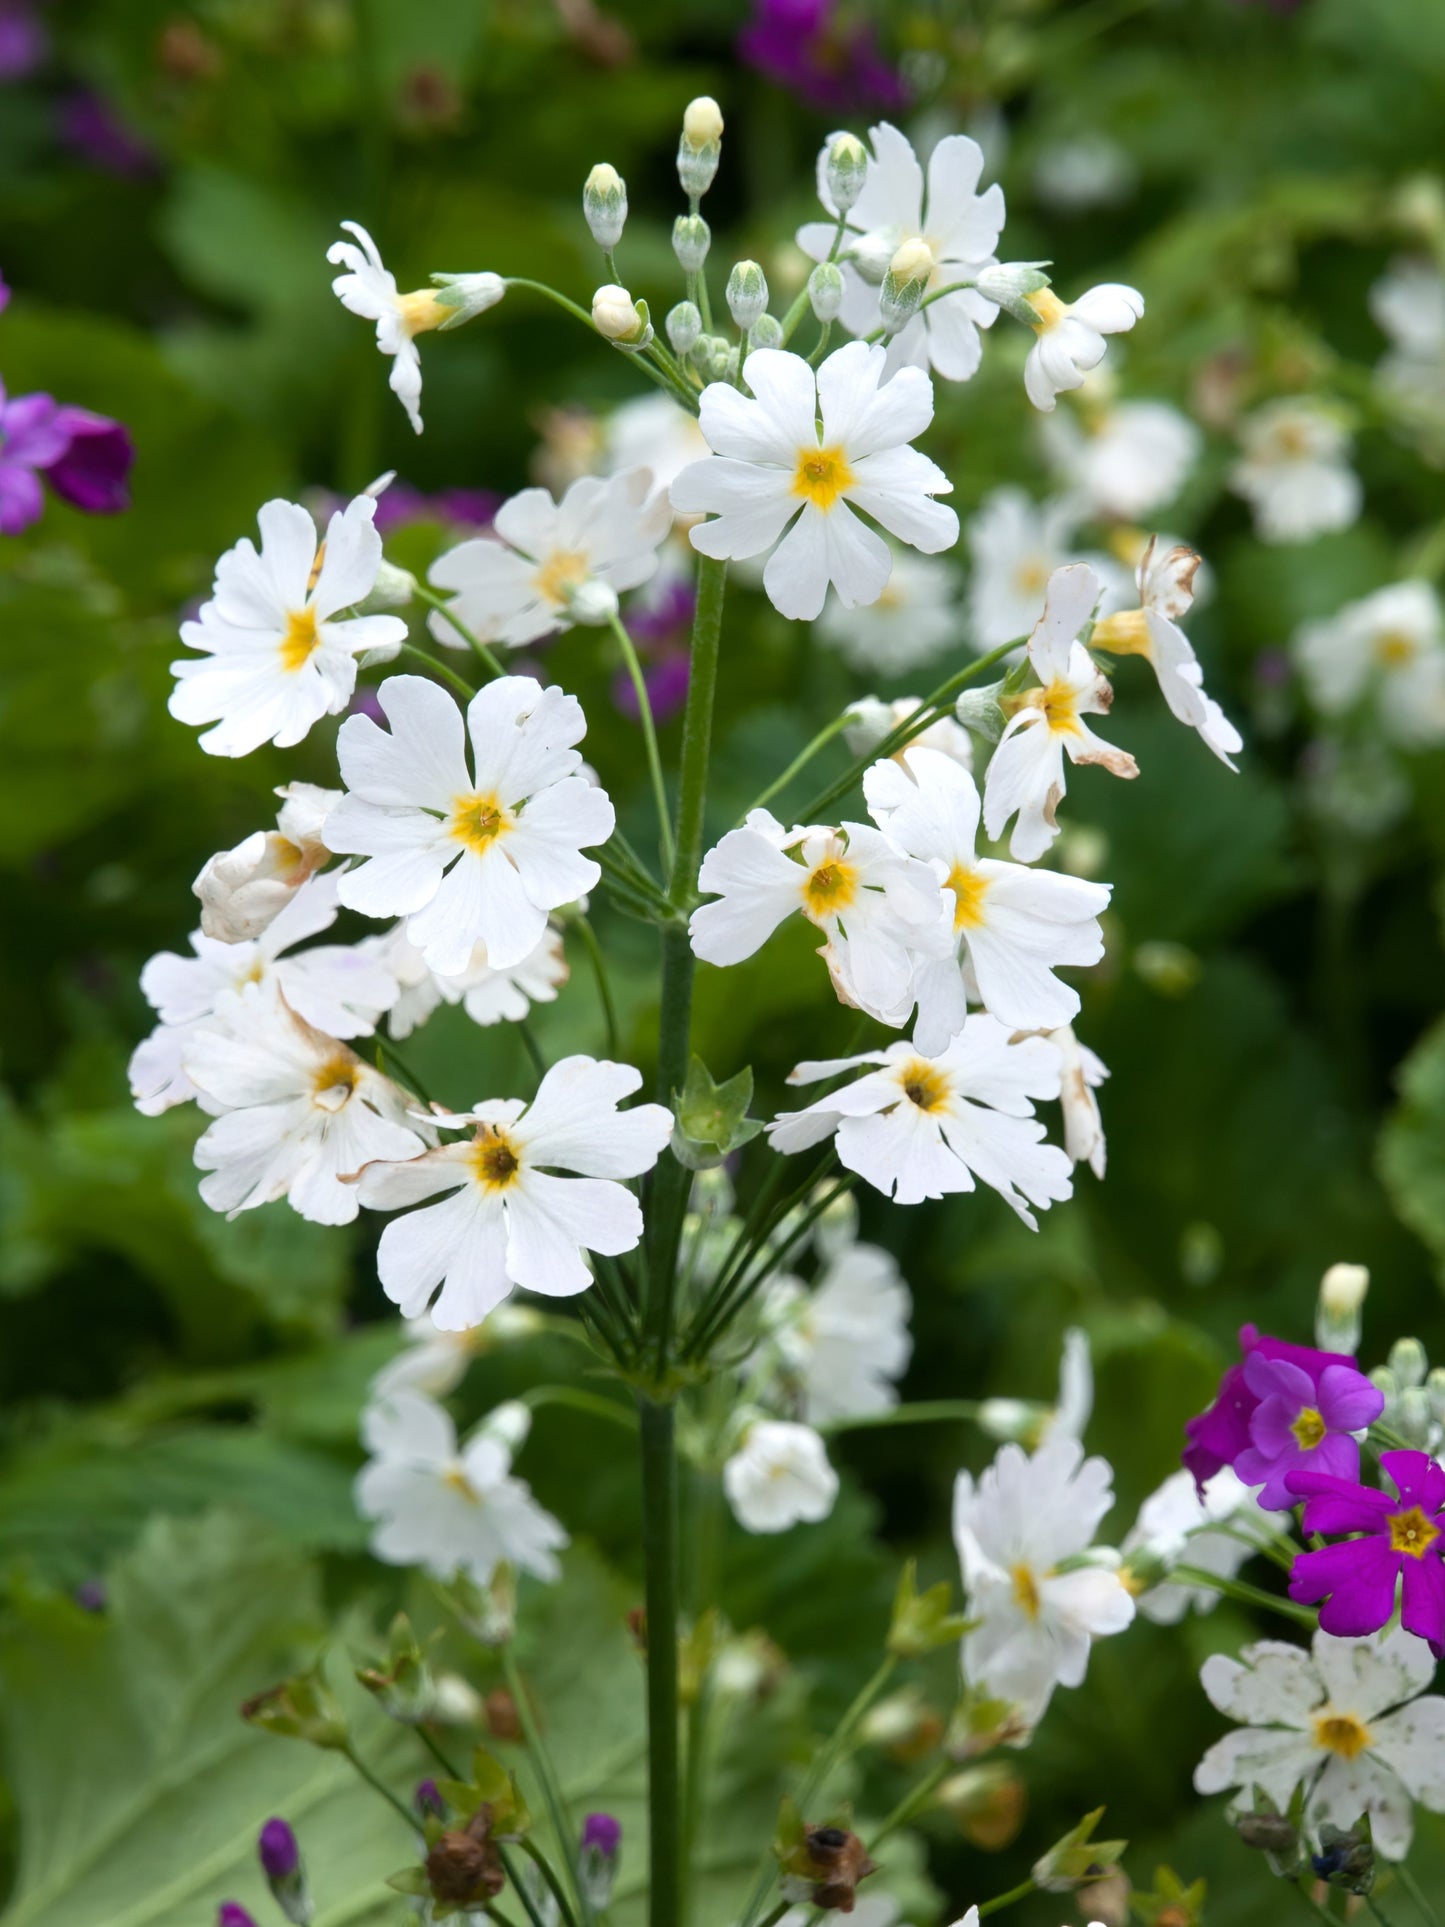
683 96 724 147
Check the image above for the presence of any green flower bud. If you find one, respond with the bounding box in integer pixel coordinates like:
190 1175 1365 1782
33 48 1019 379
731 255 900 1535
974 261 1055 325
678 96 723 199
1389 1336 1428 1389
583 162 627 250
672 213 711 274
824 132 869 214
666 300 702 356
878 238 934 335
808 261 844 322
726 259 769 330
748 314 783 351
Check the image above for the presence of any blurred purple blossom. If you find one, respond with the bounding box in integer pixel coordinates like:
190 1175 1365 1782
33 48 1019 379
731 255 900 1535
0 382 134 533
59 89 156 176
0 2 46 81
47 407 133 513
738 0 907 113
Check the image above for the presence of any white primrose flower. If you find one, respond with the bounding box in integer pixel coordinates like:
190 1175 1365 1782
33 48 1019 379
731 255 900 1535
1229 398 1362 544
669 342 958 623
1048 1024 1108 1180
816 549 964 675
363 921 568 1041
182 981 428 1225
977 1326 1094 1448
1293 580 1445 747
767 1019 1073 1227
1020 283 1144 414
688 808 952 1029
427 469 672 650
355 1056 673 1330
128 872 399 1117
953 1435 1135 1723
762 1238 913 1424
1121 1467 1262 1625
965 488 1085 652
722 1419 840 1534
796 122 1005 383
843 696 974 770
982 564 1139 864
169 495 407 759
1371 257 1445 427
863 745 1110 1049
1040 382 1201 521
371 1308 541 1400
325 674 614 978
1090 537 1242 768
1195 1626 1445 1860
193 782 340 945
356 1388 565 1584
327 221 504 435
603 393 711 501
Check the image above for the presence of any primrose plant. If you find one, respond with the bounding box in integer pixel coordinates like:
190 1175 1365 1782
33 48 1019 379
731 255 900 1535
130 90 1416 1927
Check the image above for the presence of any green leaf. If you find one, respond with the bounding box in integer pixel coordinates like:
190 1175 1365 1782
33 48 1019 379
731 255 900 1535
1379 1012 1445 1281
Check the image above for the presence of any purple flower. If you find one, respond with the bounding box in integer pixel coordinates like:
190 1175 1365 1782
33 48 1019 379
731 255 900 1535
258 1818 299 1881
1288 1451 1445 1646
73 1578 106 1612
738 0 908 114
0 381 71 533
46 406 133 514
580 1813 621 1857
613 650 689 725
0 270 9 314
1181 1325 1358 1495
1232 1352 1383 1509
435 487 499 530
415 1778 444 1818
218 1908 259 1927
0 3 47 82
579 1813 621 1908
58 90 157 177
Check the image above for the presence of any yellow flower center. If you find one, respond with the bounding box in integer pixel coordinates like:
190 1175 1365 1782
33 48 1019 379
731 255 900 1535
278 604 322 673
1373 628 1418 668
312 1054 359 1113
442 1462 480 1503
802 857 857 918
397 287 449 336
1313 1713 1371 1761
1038 676 1082 735
1389 1506 1440 1559
792 443 856 511
899 1059 950 1114
1011 1563 1042 1620
1106 526 1150 568
1090 608 1152 659
469 1126 523 1192
533 549 591 607
1013 558 1052 597
449 790 513 855
946 863 991 930
1272 419 1312 460
1290 1406 1327 1451
1026 289 1067 333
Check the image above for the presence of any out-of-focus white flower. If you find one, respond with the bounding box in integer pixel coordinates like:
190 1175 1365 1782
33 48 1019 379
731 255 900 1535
1293 580 1445 746
427 470 671 650
1021 284 1144 413
169 496 406 759
328 222 503 434
193 783 340 944
364 922 568 1040
816 549 963 675
1195 1626 1445 1860
326 675 614 977
603 394 710 502
128 873 399 1117
1122 1468 1262 1624
1048 1024 1108 1180
954 1435 1134 1723
864 745 1110 1047
183 981 427 1225
370 1305 543 1400
1370 257 1445 430
1040 379 1200 521
982 564 1139 863
670 342 957 623
768 1019 1073 1227
355 1056 672 1330
356 1388 565 1584
843 696 974 770
965 488 1084 652
723 1419 839 1533
978 1326 1094 1448
796 122 1005 383
1031 134 1137 214
689 808 952 1029
762 1238 913 1423
1229 399 1361 544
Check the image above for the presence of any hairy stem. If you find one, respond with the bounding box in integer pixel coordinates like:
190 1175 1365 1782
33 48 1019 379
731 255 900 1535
608 610 676 871
639 1398 682 1927
411 583 508 680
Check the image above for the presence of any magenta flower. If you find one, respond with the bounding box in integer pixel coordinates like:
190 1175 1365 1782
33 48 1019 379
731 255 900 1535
1182 1325 1357 1495
1288 1451 1445 1647
47 406 133 514
0 3 47 82
738 0 908 115
58 90 157 177
1232 1351 1383 1509
0 382 71 533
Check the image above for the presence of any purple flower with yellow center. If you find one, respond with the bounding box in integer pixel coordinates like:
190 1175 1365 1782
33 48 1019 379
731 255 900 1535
1232 1351 1383 1509
1181 1324 1359 1496
1288 1450 1445 1646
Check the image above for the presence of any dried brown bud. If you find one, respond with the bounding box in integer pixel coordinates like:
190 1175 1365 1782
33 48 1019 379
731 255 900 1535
485 1688 524 1743
425 1805 506 1907
627 1606 648 1653
801 1826 876 1912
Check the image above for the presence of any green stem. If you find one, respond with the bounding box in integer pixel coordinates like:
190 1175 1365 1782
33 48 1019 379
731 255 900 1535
684 1173 852 1363
823 1400 982 1434
639 1398 682 1927
412 584 509 680
416 1724 462 1779
500 1644 590 1925
679 1675 714 1927
1294 1884 1339 1925
395 639 478 702
571 914 621 1057
519 1837 584 1927
868 1758 950 1848
678 1148 835 1359
1369 1902 1406 1927
608 611 676 871
862 277 983 344
518 1021 547 1080
499 1845 552 1927
743 711 851 821
977 1878 1036 1919
1397 1864 1443 1927
520 1385 639 1431
1172 1564 1318 1628
504 277 597 329
806 322 833 367
342 1742 419 1832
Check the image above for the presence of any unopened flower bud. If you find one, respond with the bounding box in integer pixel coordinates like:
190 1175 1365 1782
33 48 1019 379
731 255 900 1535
824 132 869 213
726 260 769 330
974 261 1054 324
1315 1261 1369 1353
879 238 934 335
564 578 619 627
748 314 783 351
1370 1364 1400 1421
1389 1336 1428 1389
1312 1820 1376 1894
935 1764 1028 1851
428 271 507 331
583 162 628 250
683 95 723 147
364 558 418 612
1033 1808 1127 1894
219 1907 260 1927
955 683 1007 743
416 1779 446 1819
808 261 844 322
425 1807 505 1908
666 300 702 356
1133 940 1201 997
1427 1367 1445 1426
678 97 723 198
1235 1810 1300 1856
579 1814 622 1908
977 1396 1048 1446
845 230 894 285
258 1819 312 1927
592 283 651 348
672 213 711 273
241 1665 348 1751
1398 1384 1433 1446
690 334 734 382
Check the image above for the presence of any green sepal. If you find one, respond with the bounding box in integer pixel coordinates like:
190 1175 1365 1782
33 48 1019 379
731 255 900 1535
887 1558 971 1658
239 1658 349 1750
671 1055 764 1170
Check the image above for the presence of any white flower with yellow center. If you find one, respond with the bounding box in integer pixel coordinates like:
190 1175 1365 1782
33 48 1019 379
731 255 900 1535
327 221 504 435
722 1419 840 1534
767 1019 1073 1226
1371 257 1445 429
427 469 672 651
1021 282 1144 413
688 808 952 1029
363 922 568 1041
1294 580 1445 747
796 123 1004 382
761 1237 913 1424
1090 536 1242 768
669 341 958 623
1195 1626 1445 1860
603 393 711 502
843 696 974 770
817 548 963 675
1040 379 1200 521
128 872 400 1117
1229 398 1361 544
325 674 614 977
1120 1467 1263 1625
355 1388 566 1585
182 981 427 1226
169 495 407 759
953 1435 1135 1724
193 782 340 944
982 563 1139 864
864 745 1110 1049
1048 1024 1109 1181
355 1055 673 1330
965 488 1091 652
